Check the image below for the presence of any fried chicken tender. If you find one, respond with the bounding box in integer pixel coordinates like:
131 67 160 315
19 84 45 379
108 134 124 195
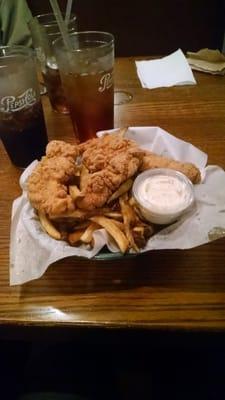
79 131 139 173
141 152 201 183
76 132 143 209
77 150 142 210
46 140 79 159
28 141 80 216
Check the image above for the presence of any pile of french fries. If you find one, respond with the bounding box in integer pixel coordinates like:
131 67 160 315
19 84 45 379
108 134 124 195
37 166 155 254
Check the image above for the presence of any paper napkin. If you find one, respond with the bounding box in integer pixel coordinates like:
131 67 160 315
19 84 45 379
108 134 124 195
186 48 225 75
135 49 196 89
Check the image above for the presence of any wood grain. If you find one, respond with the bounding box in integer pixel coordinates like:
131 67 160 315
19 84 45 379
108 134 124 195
0 57 225 333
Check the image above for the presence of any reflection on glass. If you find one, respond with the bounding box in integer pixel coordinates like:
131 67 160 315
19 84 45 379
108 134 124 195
114 90 133 105
39 82 47 95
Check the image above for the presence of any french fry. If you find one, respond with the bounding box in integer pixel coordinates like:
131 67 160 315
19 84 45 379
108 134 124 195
80 222 99 243
68 229 86 245
50 207 114 222
120 196 137 225
133 226 145 235
132 204 146 222
107 179 133 204
69 185 83 201
38 211 61 240
132 224 155 248
112 220 125 231
49 209 87 220
103 211 123 220
80 165 90 191
143 224 155 239
90 216 129 253
132 226 145 249
122 192 128 202
74 168 81 177
119 196 139 252
128 196 136 207
71 221 90 231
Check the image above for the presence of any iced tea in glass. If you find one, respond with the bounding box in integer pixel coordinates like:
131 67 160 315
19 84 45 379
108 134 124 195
53 31 114 142
0 46 48 168
30 13 77 114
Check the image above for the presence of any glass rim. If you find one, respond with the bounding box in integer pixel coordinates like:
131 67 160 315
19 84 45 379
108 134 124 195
53 31 114 51
0 45 34 58
36 12 77 27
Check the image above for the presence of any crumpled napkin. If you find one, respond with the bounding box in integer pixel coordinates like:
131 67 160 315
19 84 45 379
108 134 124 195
135 49 196 89
186 48 225 75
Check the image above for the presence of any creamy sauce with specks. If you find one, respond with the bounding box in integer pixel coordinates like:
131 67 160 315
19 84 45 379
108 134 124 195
138 174 192 214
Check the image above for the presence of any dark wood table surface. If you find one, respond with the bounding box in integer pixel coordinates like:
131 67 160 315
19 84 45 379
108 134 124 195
1 57 225 334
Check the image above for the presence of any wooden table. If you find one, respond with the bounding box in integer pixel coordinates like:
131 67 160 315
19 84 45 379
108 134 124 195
1 57 225 335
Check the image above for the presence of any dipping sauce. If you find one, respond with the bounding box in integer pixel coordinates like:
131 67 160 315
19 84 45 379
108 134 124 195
133 168 195 224
138 174 192 214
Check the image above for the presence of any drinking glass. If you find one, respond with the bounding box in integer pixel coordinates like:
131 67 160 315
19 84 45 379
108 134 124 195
30 13 77 114
53 31 114 142
0 46 48 168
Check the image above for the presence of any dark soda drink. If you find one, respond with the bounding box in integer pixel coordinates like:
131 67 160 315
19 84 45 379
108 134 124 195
0 46 48 168
0 100 48 168
62 69 114 142
42 63 69 114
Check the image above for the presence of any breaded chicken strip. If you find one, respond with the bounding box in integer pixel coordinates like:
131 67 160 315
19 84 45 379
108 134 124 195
28 141 80 216
76 131 143 209
79 132 201 184
141 152 201 183
77 149 142 210
46 140 79 159
79 130 139 173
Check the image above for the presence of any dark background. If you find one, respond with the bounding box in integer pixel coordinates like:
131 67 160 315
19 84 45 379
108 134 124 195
1 328 225 399
27 0 225 56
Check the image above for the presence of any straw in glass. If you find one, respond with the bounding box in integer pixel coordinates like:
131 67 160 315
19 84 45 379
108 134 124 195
65 0 73 26
49 0 72 50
